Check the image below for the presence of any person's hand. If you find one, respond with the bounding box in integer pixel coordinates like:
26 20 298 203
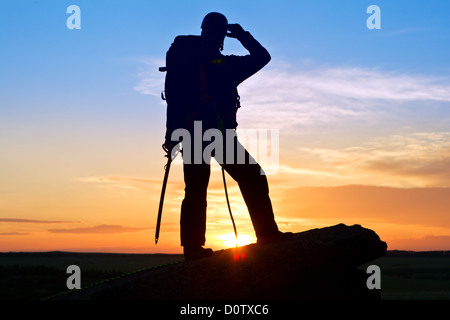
162 140 179 158
226 24 246 39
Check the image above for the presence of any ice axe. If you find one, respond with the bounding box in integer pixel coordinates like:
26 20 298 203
155 143 179 244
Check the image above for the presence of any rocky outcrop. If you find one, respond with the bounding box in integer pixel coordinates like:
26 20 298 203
59 224 387 300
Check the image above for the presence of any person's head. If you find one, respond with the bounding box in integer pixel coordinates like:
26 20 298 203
201 12 228 51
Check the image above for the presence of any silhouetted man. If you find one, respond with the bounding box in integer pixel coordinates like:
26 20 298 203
163 12 292 260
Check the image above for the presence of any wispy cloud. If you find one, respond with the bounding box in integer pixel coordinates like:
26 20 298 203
0 218 78 224
48 224 150 234
242 63 450 103
135 58 450 133
133 58 165 97
287 132 450 188
75 175 183 195
0 232 30 236
76 175 162 185
133 59 450 189
386 27 432 37
236 63 450 130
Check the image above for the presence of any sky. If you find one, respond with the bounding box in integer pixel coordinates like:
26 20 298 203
1 0 450 253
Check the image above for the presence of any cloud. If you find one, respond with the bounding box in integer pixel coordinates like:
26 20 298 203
235 63 450 130
48 224 150 234
75 175 180 193
76 175 161 185
293 132 450 188
277 164 343 179
131 59 450 189
0 218 77 238
0 232 30 236
387 27 431 37
242 63 450 103
77 134 450 189
0 218 78 224
136 58 450 101
133 58 165 97
134 57 450 130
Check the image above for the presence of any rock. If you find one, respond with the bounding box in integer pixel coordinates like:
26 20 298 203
58 224 387 300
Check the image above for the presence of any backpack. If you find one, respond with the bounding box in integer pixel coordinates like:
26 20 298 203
160 35 241 142
159 35 202 104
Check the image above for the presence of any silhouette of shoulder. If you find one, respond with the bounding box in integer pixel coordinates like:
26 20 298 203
224 32 271 85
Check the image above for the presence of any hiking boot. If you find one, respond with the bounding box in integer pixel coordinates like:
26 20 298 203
183 246 214 261
257 231 294 245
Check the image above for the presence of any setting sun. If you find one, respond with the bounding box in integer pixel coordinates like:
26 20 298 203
217 233 255 248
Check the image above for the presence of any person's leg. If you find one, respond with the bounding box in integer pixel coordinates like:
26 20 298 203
222 162 280 239
180 139 214 260
180 163 210 247
220 132 285 241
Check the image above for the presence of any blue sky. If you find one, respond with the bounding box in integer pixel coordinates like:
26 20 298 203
2 0 450 183
2 0 450 109
3 1 450 82
2 1 450 252
2 1 450 124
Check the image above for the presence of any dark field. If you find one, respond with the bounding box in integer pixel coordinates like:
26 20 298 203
0 251 184 300
360 251 450 300
1 251 449 300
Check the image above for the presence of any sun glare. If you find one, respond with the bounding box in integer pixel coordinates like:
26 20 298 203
217 233 255 248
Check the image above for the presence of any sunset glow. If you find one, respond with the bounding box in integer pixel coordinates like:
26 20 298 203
1 1 450 254
216 233 256 248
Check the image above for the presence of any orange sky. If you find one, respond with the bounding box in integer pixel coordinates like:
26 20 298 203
2 2 450 254
2 81 450 253
1 154 450 253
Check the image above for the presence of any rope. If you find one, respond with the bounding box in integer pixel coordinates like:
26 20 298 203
222 166 238 244
217 113 238 245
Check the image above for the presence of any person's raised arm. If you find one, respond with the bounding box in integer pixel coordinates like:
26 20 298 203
226 24 271 85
